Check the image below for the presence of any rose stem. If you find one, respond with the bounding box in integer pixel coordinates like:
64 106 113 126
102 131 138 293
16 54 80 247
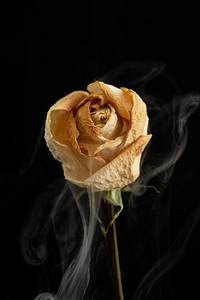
105 203 124 300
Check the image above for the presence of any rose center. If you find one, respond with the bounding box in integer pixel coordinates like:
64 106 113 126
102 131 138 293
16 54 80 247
91 106 111 127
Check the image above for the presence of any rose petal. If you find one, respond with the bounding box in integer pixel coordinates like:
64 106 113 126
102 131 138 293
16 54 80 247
45 106 107 182
69 134 152 191
45 138 106 183
123 90 149 147
48 90 89 111
62 153 107 182
98 109 122 139
87 81 132 120
76 100 106 143
96 136 124 161
47 110 81 152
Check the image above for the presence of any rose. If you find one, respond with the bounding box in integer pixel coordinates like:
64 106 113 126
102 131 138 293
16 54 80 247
44 80 152 191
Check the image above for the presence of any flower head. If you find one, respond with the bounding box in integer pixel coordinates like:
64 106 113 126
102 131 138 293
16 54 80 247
44 81 152 191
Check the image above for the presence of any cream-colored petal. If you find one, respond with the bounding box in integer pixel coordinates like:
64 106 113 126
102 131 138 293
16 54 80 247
62 153 106 183
44 135 106 183
96 137 124 161
48 91 89 111
87 81 132 120
98 111 122 139
75 99 124 157
46 109 82 155
123 90 149 147
68 134 152 191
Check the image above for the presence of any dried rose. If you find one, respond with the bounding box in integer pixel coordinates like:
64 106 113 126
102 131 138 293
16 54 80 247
44 81 152 191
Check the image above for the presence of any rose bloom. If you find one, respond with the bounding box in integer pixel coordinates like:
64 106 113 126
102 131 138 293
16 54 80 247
44 81 152 191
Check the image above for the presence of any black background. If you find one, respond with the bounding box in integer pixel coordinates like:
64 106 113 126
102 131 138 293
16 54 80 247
1 1 200 300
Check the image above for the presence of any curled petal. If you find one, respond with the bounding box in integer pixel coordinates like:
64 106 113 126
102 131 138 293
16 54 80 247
76 100 106 143
87 81 132 120
123 90 149 147
46 110 81 154
48 90 89 111
98 108 124 139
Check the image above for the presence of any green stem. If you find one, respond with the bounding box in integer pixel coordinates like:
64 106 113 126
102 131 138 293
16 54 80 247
106 203 124 300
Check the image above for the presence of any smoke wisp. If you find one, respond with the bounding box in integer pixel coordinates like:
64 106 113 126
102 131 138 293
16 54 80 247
20 62 200 300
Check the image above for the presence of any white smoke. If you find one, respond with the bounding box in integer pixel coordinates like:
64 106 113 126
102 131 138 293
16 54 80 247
20 62 200 300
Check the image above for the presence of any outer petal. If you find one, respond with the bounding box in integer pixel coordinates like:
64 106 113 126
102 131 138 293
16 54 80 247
68 134 152 191
123 89 149 147
48 90 89 111
45 109 81 152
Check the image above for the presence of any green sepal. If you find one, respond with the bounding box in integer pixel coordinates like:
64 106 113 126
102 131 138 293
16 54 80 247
103 188 123 233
